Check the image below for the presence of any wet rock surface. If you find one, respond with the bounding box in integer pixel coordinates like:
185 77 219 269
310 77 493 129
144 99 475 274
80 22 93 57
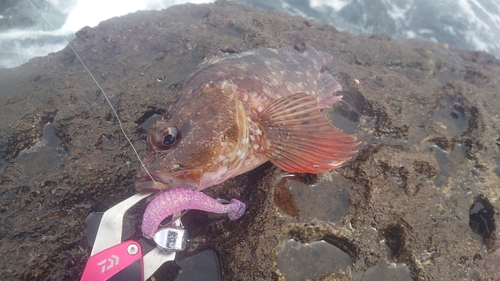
1 1 500 280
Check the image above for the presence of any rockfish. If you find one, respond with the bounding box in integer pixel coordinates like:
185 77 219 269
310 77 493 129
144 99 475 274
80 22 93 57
134 42 359 191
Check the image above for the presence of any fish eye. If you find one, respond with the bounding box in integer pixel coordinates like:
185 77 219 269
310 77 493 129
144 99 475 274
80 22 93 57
152 123 180 150
156 125 179 149
163 133 176 146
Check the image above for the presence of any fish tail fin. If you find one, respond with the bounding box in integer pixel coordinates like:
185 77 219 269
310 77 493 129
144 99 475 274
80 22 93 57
285 43 343 108
317 71 343 108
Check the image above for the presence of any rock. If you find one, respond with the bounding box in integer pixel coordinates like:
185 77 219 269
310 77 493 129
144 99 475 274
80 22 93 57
485 248 500 279
0 1 499 280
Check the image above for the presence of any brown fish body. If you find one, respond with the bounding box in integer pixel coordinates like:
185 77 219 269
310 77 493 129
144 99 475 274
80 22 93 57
134 43 359 191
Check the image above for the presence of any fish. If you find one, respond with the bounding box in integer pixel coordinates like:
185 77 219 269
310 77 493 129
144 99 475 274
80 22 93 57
134 42 359 192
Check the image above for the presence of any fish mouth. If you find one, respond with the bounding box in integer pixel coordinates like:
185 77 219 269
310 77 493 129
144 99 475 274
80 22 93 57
133 168 203 191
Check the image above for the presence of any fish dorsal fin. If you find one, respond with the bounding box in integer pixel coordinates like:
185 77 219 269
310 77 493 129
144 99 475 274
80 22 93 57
254 93 359 173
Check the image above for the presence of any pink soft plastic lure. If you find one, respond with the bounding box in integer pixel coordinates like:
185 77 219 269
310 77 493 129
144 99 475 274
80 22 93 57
141 188 246 237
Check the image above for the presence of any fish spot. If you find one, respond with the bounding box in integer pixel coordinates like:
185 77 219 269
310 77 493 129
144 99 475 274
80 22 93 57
253 144 260 150
241 92 249 102
266 140 272 149
264 60 271 66
257 106 263 113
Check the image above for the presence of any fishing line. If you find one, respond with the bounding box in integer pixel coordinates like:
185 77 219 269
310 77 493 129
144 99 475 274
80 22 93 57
339 99 363 117
26 0 158 187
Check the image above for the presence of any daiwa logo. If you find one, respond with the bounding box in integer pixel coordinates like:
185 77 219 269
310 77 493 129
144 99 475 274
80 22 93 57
97 255 120 273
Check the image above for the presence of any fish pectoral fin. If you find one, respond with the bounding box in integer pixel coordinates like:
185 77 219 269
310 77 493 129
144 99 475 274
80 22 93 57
255 93 359 174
